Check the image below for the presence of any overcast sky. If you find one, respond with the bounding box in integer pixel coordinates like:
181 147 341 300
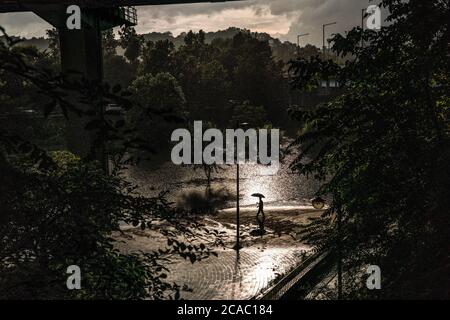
0 0 378 46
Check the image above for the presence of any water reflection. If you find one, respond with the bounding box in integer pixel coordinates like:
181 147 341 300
124 152 322 208
230 250 242 300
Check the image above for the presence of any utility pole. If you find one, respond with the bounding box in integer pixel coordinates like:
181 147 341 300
233 122 249 252
235 162 240 250
322 22 337 54
361 8 366 48
297 33 310 55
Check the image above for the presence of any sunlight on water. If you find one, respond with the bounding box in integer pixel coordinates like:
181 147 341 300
242 167 275 205
125 152 323 208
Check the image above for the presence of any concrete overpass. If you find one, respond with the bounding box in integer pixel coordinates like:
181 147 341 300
0 1 240 12
0 0 241 165
0 1 241 80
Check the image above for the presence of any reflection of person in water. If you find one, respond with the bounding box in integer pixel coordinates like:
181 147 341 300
252 193 266 231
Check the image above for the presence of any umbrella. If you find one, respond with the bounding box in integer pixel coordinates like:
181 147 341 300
251 193 265 198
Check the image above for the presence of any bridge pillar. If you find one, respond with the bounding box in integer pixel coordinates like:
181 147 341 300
31 6 107 169
59 20 105 162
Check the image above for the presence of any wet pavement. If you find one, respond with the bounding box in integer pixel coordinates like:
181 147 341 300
118 150 325 299
116 205 321 300
166 246 309 300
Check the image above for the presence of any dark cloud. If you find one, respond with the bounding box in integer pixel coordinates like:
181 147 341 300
0 0 382 45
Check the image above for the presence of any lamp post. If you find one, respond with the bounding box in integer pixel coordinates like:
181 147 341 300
296 33 310 108
361 8 366 48
297 33 310 55
322 22 337 54
233 122 250 251
234 160 241 251
311 196 325 210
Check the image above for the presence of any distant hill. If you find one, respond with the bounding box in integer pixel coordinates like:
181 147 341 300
18 37 50 51
0 36 50 51
141 27 305 62
10 27 318 63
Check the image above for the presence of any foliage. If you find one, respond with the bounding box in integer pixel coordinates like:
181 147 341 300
118 26 144 64
102 29 118 57
0 27 224 299
135 30 288 128
289 0 450 299
103 54 135 89
177 187 232 215
127 72 186 155
229 100 268 128
140 39 175 76
46 28 60 64
0 150 223 299
50 27 293 130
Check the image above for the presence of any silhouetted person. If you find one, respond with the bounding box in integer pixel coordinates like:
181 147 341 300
251 193 266 231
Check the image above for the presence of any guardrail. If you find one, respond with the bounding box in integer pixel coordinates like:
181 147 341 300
255 251 330 300
122 6 137 25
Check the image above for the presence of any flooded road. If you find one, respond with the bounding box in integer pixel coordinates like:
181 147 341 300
118 149 325 299
123 151 323 209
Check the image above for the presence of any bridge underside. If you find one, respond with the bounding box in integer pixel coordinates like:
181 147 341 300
0 1 239 13
0 0 240 81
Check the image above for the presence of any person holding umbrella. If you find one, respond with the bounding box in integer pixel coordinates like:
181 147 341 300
251 193 266 233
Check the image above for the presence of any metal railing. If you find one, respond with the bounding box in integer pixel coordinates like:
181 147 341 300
254 251 330 300
121 6 137 25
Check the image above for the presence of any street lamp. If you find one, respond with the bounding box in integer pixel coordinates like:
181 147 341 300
322 22 337 54
361 8 366 48
297 33 310 55
311 196 326 210
233 122 250 251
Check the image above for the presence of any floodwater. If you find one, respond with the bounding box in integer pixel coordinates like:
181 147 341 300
123 151 323 209
119 149 324 299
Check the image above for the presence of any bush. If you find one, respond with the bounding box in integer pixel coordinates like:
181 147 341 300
0 29 222 299
177 187 232 214
0 151 219 299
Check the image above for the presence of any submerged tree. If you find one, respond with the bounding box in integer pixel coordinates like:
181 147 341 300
289 0 450 299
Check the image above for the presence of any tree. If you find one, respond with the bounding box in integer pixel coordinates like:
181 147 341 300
127 72 186 155
118 26 143 64
46 28 60 64
102 29 117 57
172 31 218 123
101 29 135 89
289 0 450 299
187 60 231 125
140 39 175 76
0 27 223 299
229 100 268 128
171 30 288 127
103 54 135 89
227 32 287 125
